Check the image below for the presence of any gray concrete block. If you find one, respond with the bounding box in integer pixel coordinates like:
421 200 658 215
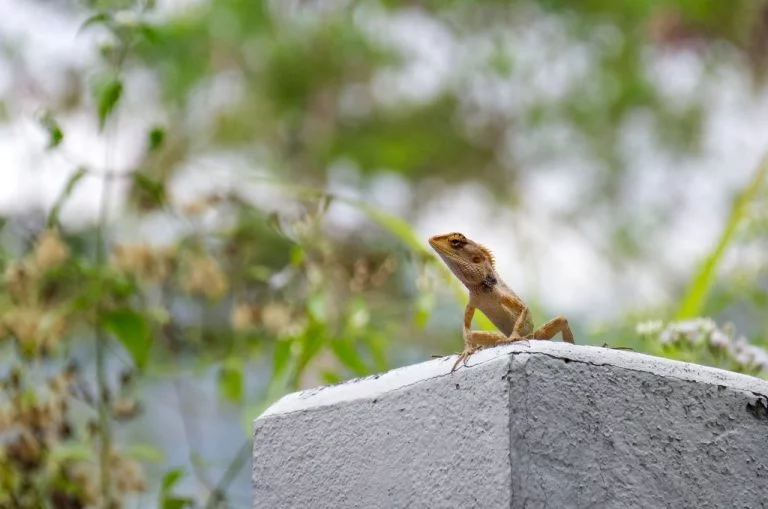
253 342 768 509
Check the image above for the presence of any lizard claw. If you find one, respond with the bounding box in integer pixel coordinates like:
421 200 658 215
451 346 479 372
504 334 531 348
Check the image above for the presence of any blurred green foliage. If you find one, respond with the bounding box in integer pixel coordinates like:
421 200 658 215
0 0 767 506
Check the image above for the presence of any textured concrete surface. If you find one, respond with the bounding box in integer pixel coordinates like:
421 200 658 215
253 342 768 509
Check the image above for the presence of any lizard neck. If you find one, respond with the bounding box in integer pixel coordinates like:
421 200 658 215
468 268 507 295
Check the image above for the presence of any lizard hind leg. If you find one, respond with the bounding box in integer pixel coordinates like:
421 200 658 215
531 315 574 343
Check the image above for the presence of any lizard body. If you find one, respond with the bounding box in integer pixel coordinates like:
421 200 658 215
429 232 573 372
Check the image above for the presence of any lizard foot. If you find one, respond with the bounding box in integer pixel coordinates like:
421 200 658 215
507 333 531 343
451 346 480 373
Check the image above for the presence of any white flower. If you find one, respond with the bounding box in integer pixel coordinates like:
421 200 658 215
636 320 664 336
732 339 756 366
658 329 675 344
673 319 703 335
709 329 730 348
671 318 716 345
739 345 768 369
114 10 139 27
755 350 768 373
698 318 717 334
730 335 748 352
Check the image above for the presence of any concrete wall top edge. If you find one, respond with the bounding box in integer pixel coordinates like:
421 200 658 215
255 341 768 421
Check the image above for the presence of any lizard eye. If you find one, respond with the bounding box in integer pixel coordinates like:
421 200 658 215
472 256 482 263
450 239 462 248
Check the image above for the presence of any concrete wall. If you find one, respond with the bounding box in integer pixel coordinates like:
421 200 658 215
253 342 768 509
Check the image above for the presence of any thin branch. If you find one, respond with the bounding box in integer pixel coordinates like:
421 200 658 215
94 35 128 497
204 439 252 509
95 173 115 504
172 376 216 493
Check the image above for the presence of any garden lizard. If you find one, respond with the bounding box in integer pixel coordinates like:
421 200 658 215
429 232 574 372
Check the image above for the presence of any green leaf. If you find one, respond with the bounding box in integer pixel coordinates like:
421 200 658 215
289 245 305 266
307 294 325 322
49 443 91 462
163 498 194 509
101 308 152 369
160 467 185 493
240 178 426 252
364 333 389 372
351 200 426 254
413 293 434 329
133 173 166 206
330 338 368 376
137 23 160 44
148 126 165 151
266 212 287 238
218 358 244 404
677 152 768 318
159 468 193 509
319 194 333 213
321 370 343 384
94 76 123 130
78 12 110 34
290 321 326 387
125 443 164 462
39 112 64 149
48 167 87 228
272 339 292 379
247 265 273 282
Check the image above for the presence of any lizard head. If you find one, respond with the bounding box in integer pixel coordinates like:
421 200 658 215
428 232 495 287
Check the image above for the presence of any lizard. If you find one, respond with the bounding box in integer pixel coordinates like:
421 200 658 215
429 232 574 372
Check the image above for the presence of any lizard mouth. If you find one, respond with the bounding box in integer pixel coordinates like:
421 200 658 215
428 234 451 250
427 237 450 258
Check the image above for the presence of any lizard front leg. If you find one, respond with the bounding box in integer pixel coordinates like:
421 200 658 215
500 294 574 343
451 304 528 372
501 293 533 340
451 305 479 372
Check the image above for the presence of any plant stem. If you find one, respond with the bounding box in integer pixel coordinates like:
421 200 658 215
204 439 252 509
95 172 115 505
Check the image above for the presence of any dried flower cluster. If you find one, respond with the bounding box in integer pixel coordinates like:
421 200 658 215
0 205 399 507
0 362 144 507
3 307 67 357
34 229 70 271
111 242 175 282
0 229 71 357
348 256 397 292
0 228 152 507
230 302 260 331
182 254 229 300
179 193 228 217
0 364 147 507
260 302 292 335
636 318 768 374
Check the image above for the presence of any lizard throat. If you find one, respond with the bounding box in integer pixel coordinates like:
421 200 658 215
480 273 497 292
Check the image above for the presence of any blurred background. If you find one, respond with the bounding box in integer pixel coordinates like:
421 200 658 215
2 0 768 507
